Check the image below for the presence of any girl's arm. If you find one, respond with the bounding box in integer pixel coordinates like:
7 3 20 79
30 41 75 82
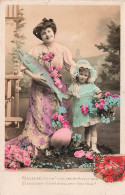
65 93 72 100
93 89 102 98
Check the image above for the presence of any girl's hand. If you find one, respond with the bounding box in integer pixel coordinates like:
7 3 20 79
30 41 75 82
32 73 46 84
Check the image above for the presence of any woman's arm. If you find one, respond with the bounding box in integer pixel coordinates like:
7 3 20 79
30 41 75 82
24 69 46 84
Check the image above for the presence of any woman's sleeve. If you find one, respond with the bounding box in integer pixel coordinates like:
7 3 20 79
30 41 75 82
63 47 76 72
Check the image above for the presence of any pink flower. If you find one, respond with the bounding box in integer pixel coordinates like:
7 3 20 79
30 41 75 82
81 105 88 114
48 65 54 72
50 69 58 77
100 99 105 104
16 163 21 168
85 152 93 159
99 103 104 109
58 84 63 89
58 115 64 122
62 120 69 128
105 92 110 96
74 150 85 158
6 146 10 150
42 52 54 62
54 78 61 86
55 65 62 71
112 94 119 98
95 103 99 108
24 158 31 166
35 147 38 156
53 112 58 120
10 167 16 170
27 146 33 155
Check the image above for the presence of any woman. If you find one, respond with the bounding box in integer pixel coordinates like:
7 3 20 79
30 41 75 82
14 18 75 150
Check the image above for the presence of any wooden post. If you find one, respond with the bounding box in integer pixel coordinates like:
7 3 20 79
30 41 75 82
6 80 12 117
14 79 20 117
12 5 14 17
7 5 9 17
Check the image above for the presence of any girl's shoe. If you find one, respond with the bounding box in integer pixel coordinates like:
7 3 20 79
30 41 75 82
91 137 100 154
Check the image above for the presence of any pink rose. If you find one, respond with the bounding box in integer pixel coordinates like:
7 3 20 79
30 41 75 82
55 65 62 71
74 150 85 158
58 84 63 89
6 146 10 151
54 79 61 86
95 103 99 108
81 105 88 114
85 152 93 159
42 52 54 62
10 167 16 170
16 163 21 168
50 70 58 77
112 94 119 98
62 121 69 128
53 112 58 120
58 115 64 122
48 52 54 61
105 92 110 96
99 103 104 109
48 65 54 72
81 106 84 113
27 146 33 155
63 121 69 127
24 158 31 166
100 99 105 104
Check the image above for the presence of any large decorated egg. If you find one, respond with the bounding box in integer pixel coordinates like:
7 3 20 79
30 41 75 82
51 128 72 149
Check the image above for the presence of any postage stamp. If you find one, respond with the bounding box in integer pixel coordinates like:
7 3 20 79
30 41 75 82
94 155 125 182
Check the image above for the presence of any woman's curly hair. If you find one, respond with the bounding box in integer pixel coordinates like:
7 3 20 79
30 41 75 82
33 18 57 40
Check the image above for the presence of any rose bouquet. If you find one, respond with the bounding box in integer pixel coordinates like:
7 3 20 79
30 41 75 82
5 144 38 170
41 52 63 89
52 106 70 130
81 92 120 124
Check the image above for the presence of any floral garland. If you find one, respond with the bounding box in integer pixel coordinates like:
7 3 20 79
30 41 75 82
41 52 63 89
81 92 120 124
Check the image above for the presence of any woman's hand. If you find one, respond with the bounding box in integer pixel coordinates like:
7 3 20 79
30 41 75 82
32 73 46 84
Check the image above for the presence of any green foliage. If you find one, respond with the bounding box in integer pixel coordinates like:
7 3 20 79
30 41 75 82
10 9 26 73
95 21 120 83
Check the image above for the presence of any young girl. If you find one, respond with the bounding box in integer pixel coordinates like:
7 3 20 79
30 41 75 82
69 60 101 153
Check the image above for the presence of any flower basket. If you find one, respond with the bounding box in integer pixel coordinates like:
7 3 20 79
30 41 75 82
81 92 120 124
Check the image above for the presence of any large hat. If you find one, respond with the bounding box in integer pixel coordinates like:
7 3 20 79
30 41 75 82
70 59 97 83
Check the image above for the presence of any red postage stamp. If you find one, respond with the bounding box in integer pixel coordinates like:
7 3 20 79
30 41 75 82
94 155 125 182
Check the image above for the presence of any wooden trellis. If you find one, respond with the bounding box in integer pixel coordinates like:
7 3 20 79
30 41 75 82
5 75 24 127
5 5 24 127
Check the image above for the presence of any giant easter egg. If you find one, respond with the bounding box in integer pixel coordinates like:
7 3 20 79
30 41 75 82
51 128 72 149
